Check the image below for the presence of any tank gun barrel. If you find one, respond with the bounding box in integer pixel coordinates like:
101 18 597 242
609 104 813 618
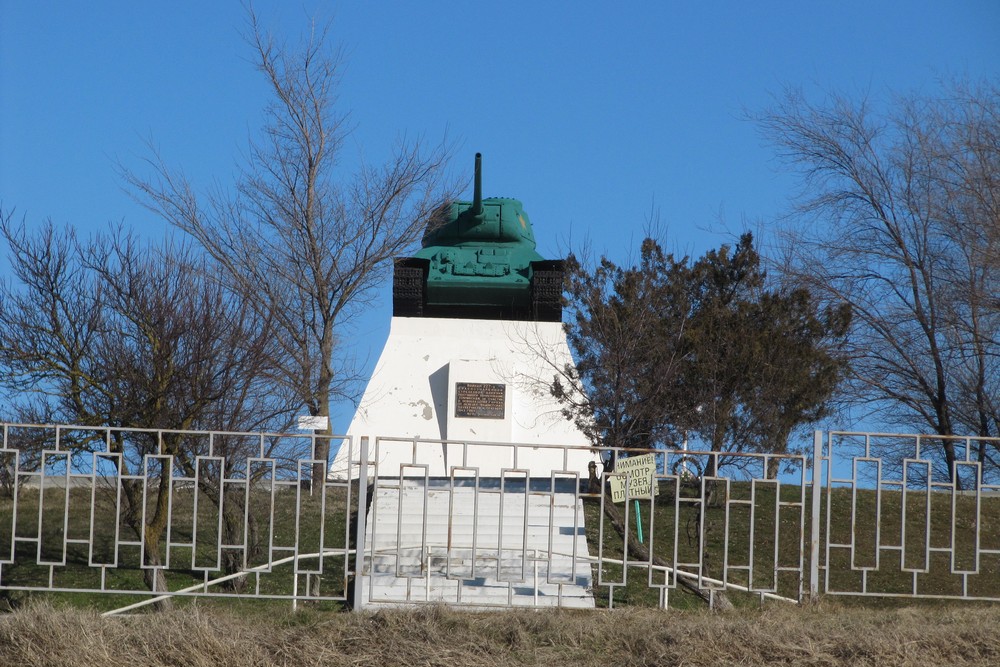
471 152 483 218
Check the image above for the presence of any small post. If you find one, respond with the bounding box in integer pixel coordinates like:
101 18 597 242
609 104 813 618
809 430 822 602
634 499 644 544
310 431 316 497
352 436 370 611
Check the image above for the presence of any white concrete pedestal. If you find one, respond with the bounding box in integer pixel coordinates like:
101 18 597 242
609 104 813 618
330 317 597 479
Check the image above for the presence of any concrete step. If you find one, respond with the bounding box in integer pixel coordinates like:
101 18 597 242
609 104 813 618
360 482 595 609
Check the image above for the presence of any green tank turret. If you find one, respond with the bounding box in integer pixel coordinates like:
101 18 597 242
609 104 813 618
393 153 564 322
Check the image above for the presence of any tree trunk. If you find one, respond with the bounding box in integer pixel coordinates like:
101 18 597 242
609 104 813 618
310 382 333 488
119 458 175 610
141 474 175 610
141 552 173 611
220 490 253 593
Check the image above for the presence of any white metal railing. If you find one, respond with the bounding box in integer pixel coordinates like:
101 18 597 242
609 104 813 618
818 431 1000 600
2 423 998 610
0 423 361 606
361 435 809 608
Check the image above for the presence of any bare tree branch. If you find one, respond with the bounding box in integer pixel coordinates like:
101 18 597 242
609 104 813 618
757 79 1000 484
120 7 455 482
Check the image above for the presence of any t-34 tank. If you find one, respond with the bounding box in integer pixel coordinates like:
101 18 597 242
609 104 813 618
393 153 564 322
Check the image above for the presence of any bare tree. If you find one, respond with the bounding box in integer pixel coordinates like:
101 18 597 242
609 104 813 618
122 8 453 482
757 79 1000 483
0 217 293 433
919 84 1000 469
0 214 297 602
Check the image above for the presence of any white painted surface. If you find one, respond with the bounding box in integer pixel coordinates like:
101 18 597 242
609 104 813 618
330 317 597 479
361 481 595 609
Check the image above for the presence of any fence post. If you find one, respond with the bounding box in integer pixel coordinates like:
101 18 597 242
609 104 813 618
352 436 370 611
809 430 822 602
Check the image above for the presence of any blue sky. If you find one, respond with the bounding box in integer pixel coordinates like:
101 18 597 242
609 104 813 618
2 1 998 432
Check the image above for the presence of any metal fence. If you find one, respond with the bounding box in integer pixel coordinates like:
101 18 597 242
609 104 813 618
819 431 1000 601
0 423 362 612
1 423 998 611
359 435 810 609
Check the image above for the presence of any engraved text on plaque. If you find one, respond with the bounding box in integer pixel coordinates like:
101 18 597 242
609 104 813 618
454 382 506 419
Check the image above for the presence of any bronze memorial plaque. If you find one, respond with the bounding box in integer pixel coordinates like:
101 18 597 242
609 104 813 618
454 382 506 419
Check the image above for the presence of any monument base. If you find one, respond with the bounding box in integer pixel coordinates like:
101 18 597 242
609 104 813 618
330 316 596 479
360 478 595 609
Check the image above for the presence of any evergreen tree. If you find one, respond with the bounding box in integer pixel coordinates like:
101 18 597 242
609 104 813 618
554 233 850 474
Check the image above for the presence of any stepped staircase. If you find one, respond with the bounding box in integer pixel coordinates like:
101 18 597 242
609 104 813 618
359 478 595 608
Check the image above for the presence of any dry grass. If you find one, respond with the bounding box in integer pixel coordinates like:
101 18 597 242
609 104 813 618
1 602 998 667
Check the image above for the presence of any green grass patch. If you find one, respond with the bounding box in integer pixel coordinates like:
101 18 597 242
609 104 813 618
2 475 998 611
0 482 357 612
